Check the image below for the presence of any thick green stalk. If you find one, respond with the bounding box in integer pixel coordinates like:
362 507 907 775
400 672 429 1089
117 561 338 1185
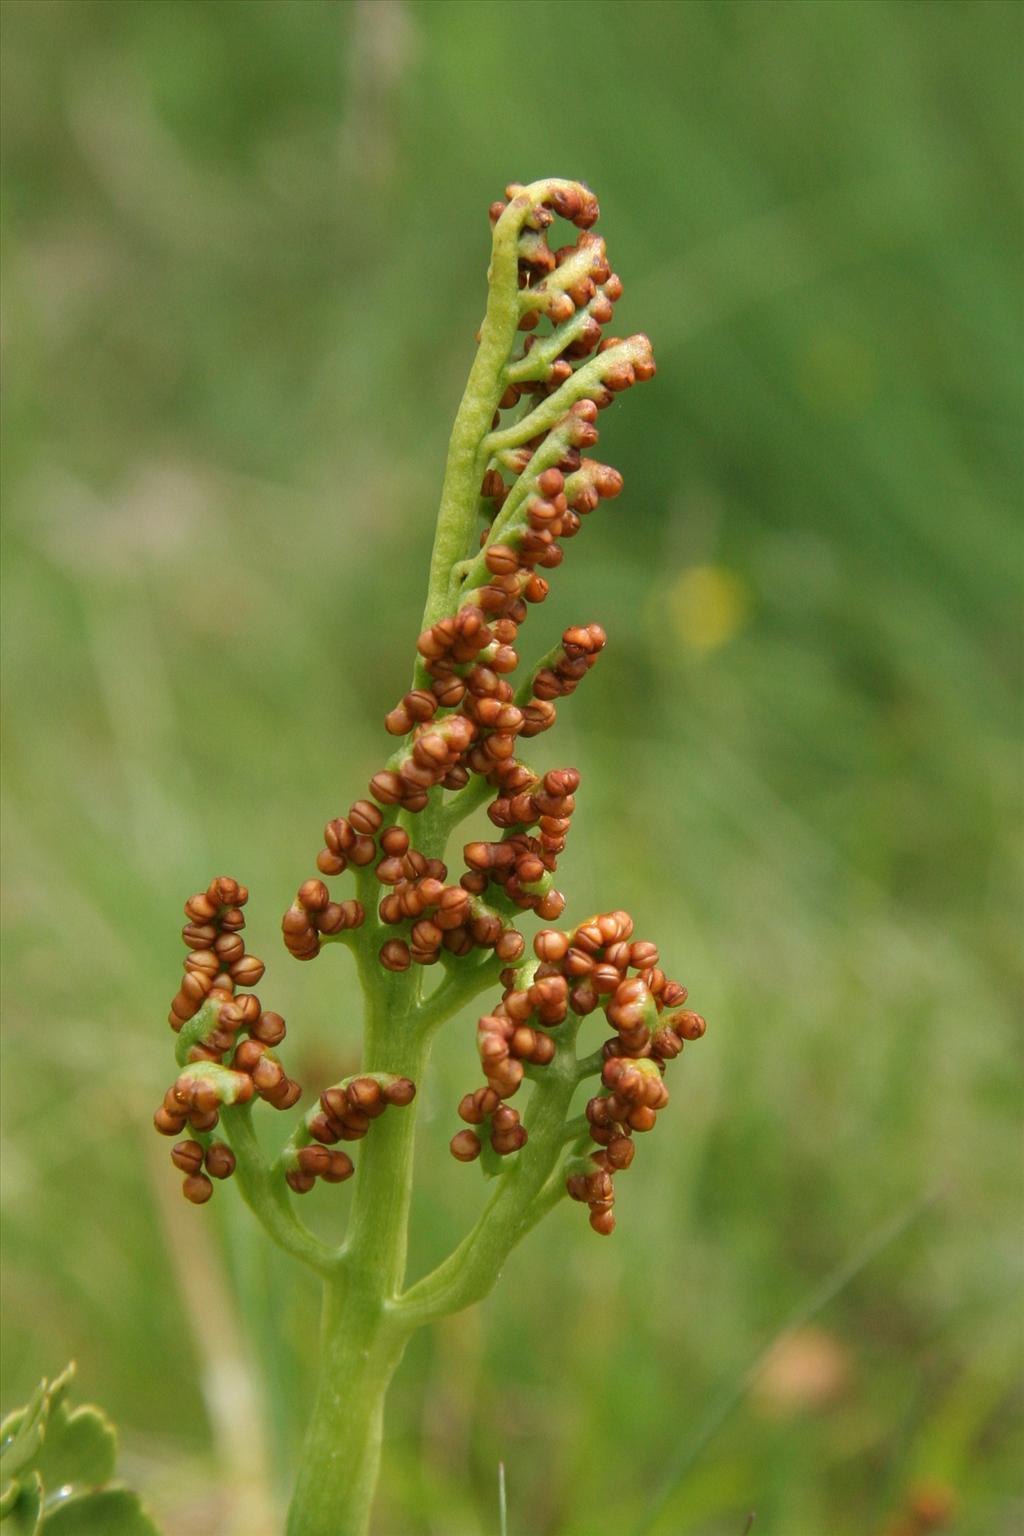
285 985 429 1536
284 1271 406 1536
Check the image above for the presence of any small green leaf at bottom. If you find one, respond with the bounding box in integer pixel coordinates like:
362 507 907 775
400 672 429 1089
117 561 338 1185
40 1487 158 1536
34 1408 116 1492
2 1471 42 1536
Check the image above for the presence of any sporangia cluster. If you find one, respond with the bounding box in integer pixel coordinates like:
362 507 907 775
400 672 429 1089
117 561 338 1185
153 179 704 1232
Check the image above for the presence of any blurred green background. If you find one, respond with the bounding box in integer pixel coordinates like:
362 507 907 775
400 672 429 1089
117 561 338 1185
2 1 1021 1533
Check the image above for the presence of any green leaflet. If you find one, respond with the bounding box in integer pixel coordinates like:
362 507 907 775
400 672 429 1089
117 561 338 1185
40 1488 157 1536
1 1473 41 1536
35 1406 116 1493
0 1368 158 1536
1 1385 51 1481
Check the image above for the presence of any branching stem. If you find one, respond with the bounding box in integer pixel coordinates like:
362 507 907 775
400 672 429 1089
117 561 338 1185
392 1015 580 1331
419 201 527 637
220 1105 338 1277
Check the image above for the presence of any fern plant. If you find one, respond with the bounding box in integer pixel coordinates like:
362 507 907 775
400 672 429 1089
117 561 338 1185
152 177 706 1536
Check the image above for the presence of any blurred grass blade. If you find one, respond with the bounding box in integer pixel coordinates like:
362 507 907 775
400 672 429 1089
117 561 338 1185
632 1185 942 1536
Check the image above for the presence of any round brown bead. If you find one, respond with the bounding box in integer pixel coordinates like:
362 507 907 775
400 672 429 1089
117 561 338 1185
182 921 217 950
325 818 355 854
188 1108 219 1132
231 954 265 987
379 939 411 972
349 800 383 836
349 836 377 866
286 1170 316 1194
673 1010 706 1040
381 826 410 856
347 1077 383 1113
534 929 569 962
233 1038 265 1073
450 1130 482 1162
298 880 330 912
252 1056 285 1094
182 1173 214 1205
252 1011 286 1045
297 1145 332 1176
322 1150 355 1183
316 903 348 935
495 928 525 963
204 1142 236 1179
370 771 404 804
383 1077 416 1106
267 1077 302 1110
317 849 347 876
170 1139 204 1174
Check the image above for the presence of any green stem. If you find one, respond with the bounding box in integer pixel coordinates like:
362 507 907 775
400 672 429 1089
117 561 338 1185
419 202 526 636
393 1017 580 1329
220 1104 338 1277
506 306 596 383
483 334 649 457
416 949 506 1033
575 1046 606 1081
435 775 494 842
514 649 560 707
285 1271 406 1536
285 988 429 1536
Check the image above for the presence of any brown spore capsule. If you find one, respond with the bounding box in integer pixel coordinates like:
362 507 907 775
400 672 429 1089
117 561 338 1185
204 1142 236 1179
170 1140 204 1175
154 1106 187 1136
322 1150 355 1183
182 1173 214 1205
383 1077 416 1106
450 1130 482 1162
379 939 411 972
589 1205 615 1235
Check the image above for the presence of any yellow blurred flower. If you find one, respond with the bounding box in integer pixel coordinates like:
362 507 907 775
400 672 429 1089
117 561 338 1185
670 563 752 653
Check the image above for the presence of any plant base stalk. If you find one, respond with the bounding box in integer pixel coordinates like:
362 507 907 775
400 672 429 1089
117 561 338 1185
286 1007 427 1535
285 1274 407 1536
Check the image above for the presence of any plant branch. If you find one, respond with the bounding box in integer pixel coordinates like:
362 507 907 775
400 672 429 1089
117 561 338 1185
416 950 507 1034
418 200 530 637
435 775 494 841
458 431 571 595
505 307 597 383
220 1104 339 1277
575 1046 605 1081
390 1017 581 1331
483 336 651 456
